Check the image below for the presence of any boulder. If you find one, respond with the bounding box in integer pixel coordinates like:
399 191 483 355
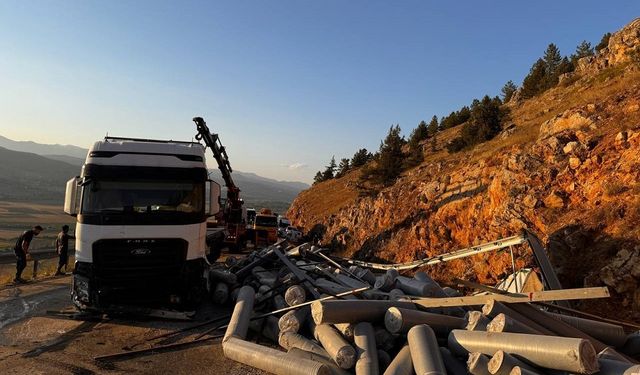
562 141 579 154
539 111 594 139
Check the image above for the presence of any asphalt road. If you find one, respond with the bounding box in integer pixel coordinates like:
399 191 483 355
0 276 267 374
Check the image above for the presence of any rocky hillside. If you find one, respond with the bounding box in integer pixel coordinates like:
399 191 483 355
288 19 640 320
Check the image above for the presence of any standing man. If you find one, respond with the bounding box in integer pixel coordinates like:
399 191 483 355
55 225 75 275
14 225 43 284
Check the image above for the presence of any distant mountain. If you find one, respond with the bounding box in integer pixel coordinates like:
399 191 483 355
0 135 88 159
0 136 308 211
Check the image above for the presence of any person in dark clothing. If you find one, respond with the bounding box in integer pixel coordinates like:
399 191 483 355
14 225 43 284
55 225 75 275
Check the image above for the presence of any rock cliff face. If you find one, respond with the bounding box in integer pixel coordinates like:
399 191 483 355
288 19 640 320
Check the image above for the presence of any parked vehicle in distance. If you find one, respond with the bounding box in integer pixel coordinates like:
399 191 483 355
284 226 303 243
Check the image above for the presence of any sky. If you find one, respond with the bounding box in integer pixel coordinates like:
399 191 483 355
0 1 638 183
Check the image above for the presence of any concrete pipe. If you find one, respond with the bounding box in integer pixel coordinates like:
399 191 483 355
279 306 310 334
316 279 360 300
313 323 357 369
258 284 271 296
385 307 465 335
375 270 399 292
383 345 413 375
273 294 288 310
223 285 255 342
209 268 238 285
223 337 331 375
357 268 378 285
395 276 436 297
448 330 599 374
335 323 355 341
262 315 281 342
311 300 416 325
597 359 640 375
622 331 640 358
335 274 380 299
407 325 447 375
354 322 379 375
285 285 307 306
465 311 491 331
468 352 491 375
509 366 542 375
439 347 467 375
287 347 352 375
279 331 330 357
550 313 628 348
482 300 554 335
598 348 634 364
488 350 537 375
388 289 405 301
374 327 396 352
212 282 229 305
487 313 543 335
442 287 462 297
507 303 608 353
378 350 391 373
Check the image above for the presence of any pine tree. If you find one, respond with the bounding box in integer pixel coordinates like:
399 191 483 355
427 115 439 136
543 43 563 88
501 80 518 102
574 40 594 59
313 171 324 184
375 125 405 185
521 58 547 99
409 121 429 146
336 158 351 178
321 156 336 180
351 148 372 168
596 32 612 52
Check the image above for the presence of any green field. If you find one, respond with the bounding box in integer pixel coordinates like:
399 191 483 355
0 201 75 251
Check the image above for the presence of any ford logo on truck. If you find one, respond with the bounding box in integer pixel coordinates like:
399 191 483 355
131 248 151 256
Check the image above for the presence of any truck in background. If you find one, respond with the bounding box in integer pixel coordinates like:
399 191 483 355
64 136 221 311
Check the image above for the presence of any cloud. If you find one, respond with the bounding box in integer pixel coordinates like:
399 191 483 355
287 162 308 170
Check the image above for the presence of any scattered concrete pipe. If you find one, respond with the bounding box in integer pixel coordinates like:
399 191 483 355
549 313 628 348
439 347 467 375
509 366 542 375
374 327 396 352
388 289 405 301
407 325 447 375
482 301 555 336
223 285 255 342
224 337 331 375
279 306 310 334
273 294 288 310
335 274 379 299
488 350 537 375
252 266 278 287
313 323 357 369
597 359 640 375
622 331 640 358
448 330 599 374
287 347 352 375
335 323 355 341
465 311 491 331
311 300 416 325
258 284 271 295
413 271 448 298
354 322 379 375
230 287 241 302
395 276 437 297
468 352 492 375
383 345 413 375
285 285 307 306
598 348 634 364
262 315 281 342
316 279 360 300
209 268 238 285
385 307 465 334
212 282 229 305
377 350 391 373
487 313 543 335
279 331 330 357
507 303 608 353
357 268 378 285
375 270 399 292
442 287 462 297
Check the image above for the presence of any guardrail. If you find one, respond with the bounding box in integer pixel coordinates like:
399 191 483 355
0 248 75 279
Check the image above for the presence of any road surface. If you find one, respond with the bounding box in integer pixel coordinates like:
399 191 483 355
0 276 267 374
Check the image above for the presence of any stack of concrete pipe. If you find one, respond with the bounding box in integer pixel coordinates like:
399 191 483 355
214 242 640 375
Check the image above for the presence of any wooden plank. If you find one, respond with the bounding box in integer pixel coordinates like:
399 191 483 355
411 287 610 308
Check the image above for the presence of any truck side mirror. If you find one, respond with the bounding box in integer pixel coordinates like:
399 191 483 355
64 177 81 216
207 180 221 216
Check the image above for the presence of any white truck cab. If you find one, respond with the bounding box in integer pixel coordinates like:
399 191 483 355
64 137 220 310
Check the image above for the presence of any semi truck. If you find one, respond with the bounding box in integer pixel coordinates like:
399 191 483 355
64 133 221 311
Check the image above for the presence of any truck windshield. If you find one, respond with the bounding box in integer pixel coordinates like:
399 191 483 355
81 180 204 215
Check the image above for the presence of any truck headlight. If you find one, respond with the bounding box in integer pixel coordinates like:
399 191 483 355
73 275 90 303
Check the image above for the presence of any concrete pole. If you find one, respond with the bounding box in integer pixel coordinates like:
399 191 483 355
465 311 491 331
335 323 355 341
439 347 467 375
285 285 307 306
395 276 437 297
375 269 399 292
212 282 229 305
509 366 543 375
488 350 537 375
223 285 255 342
487 313 543 335
378 350 391 373
447 330 599 374
407 325 447 375
279 306 310 334
374 327 397 353
287 347 353 375
311 300 416 325
468 352 492 375
383 345 413 375
622 331 640 358
482 300 554 336
597 348 634 364
262 315 281 342
597 359 640 375
273 294 288 310
279 331 330 357
385 307 465 335
313 323 357 369
388 289 405 301
354 322 379 375
209 268 238 285
549 312 628 348
316 278 360 299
